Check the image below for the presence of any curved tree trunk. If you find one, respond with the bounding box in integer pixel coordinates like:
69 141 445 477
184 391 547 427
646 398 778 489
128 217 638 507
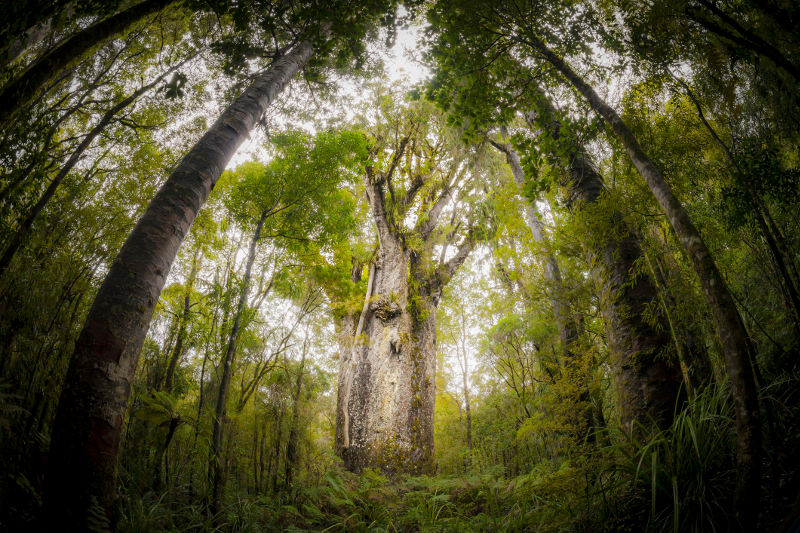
43 40 315 529
0 0 174 125
490 137 600 441
523 97 684 432
489 138 579 355
528 36 761 529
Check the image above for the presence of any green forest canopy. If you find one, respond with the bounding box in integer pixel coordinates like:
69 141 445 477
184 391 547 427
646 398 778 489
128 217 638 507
0 0 799 531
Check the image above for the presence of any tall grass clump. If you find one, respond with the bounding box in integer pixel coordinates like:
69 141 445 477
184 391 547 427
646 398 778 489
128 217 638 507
613 384 737 532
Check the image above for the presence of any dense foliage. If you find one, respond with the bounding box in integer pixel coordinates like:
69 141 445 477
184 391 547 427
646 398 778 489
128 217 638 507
1 0 799 531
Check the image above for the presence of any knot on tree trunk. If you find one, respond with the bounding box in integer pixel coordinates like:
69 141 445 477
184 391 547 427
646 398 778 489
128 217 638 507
371 296 402 323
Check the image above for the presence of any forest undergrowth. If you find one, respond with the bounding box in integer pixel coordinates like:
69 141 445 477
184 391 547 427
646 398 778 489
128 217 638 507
113 381 800 533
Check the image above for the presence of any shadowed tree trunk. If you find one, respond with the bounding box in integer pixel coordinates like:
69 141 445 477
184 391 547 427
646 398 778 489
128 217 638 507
491 137 598 441
43 39 316 529
644 238 714 394
152 416 180 491
210 208 267 515
162 249 200 393
687 0 800 82
523 96 684 433
283 337 308 489
527 36 761 529
0 0 174 125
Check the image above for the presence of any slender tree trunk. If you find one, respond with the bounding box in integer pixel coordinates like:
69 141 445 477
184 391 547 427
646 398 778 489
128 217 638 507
152 416 179 491
0 68 173 279
163 249 200 393
0 0 174 125
646 246 714 392
283 338 307 489
491 137 598 441
44 40 315 529
689 0 800 82
680 78 800 331
210 209 266 515
529 37 761 529
188 282 216 500
270 405 285 493
489 138 579 355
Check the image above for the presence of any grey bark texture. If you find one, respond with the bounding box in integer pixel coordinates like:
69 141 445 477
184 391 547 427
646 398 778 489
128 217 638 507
43 40 314 529
336 161 474 475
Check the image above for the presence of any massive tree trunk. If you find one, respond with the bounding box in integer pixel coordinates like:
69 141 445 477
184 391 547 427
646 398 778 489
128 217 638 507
523 98 684 432
338 222 431 473
337 159 474 475
528 36 761 529
210 208 266 515
43 40 315 528
0 0 174 125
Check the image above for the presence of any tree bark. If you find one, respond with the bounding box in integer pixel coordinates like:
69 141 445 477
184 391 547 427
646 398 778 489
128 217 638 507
523 96 684 432
43 40 315 529
333 259 363 459
528 36 761 529
0 0 174 125
210 208 266 515
689 0 800 82
337 163 474 475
